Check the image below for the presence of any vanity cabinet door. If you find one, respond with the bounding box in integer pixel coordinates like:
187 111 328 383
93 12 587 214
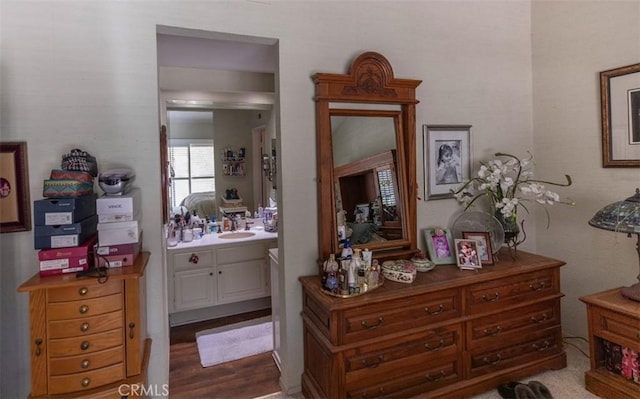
216 259 269 304
174 268 216 311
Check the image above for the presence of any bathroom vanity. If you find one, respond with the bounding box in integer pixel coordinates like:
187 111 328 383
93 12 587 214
166 224 277 326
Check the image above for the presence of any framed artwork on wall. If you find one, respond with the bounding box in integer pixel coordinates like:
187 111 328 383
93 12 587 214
0 142 31 233
599 63 640 167
423 125 472 199
424 227 455 265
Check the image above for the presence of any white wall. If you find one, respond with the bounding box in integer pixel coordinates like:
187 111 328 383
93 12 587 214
531 0 640 341
4 0 622 397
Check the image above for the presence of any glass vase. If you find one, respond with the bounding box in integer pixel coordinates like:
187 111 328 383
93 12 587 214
494 211 525 251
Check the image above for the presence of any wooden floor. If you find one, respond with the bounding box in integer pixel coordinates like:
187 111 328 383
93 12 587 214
169 309 281 399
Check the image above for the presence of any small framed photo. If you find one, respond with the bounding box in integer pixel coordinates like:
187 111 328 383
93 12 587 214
0 142 31 233
455 239 482 270
423 125 472 200
462 231 494 265
424 228 455 265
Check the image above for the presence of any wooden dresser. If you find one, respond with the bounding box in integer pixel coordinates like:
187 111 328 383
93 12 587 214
300 249 567 398
580 288 640 399
18 252 151 399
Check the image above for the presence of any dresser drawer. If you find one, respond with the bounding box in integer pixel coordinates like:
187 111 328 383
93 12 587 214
47 293 123 321
49 345 124 375
172 249 214 271
341 288 461 344
48 362 124 394
467 299 561 350
48 281 122 302
49 310 123 339
217 242 265 264
48 328 123 357
467 326 562 378
592 306 640 350
465 269 559 315
344 324 461 379
346 355 462 399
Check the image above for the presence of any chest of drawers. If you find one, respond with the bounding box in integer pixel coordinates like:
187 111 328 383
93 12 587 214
300 249 567 398
18 252 151 399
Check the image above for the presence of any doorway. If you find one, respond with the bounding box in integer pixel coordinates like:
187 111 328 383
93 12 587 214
156 26 279 395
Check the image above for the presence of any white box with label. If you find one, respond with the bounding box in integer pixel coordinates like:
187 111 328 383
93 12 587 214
96 187 141 222
97 219 140 246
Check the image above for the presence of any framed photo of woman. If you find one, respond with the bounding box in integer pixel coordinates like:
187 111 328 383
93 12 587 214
462 231 494 265
454 239 482 270
424 228 455 265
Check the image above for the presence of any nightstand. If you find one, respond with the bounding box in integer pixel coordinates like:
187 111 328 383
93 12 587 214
580 288 640 399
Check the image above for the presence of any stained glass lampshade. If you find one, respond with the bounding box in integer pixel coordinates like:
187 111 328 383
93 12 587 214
588 188 640 301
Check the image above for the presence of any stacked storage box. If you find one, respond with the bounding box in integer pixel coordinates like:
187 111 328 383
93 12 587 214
95 187 142 268
34 191 98 276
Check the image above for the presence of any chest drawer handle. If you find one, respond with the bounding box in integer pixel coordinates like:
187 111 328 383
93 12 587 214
483 353 502 365
80 322 90 332
533 340 551 351
425 370 446 382
35 338 43 357
79 305 89 314
129 322 136 339
425 304 444 315
361 316 384 330
78 287 88 296
80 359 90 369
483 325 502 337
482 292 500 302
361 355 385 368
425 338 445 351
529 282 545 291
530 313 548 324
81 378 90 387
80 341 90 351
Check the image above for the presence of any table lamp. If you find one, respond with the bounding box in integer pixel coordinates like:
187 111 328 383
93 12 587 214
588 188 640 301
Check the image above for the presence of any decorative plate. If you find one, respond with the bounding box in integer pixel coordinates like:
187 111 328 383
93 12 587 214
451 211 504 254
381 260 417 283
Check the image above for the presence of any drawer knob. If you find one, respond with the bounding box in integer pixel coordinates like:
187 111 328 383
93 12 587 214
79 305 89 314
80 359 90 369
362 388 384 399
80 341 90 351
78 287 88 296
81 378 90 387
529 282 545 291
483 325 502 337
80 322 90 332
189 253 199 264
425 304 444 315
35 338 43 357
425 370 446 382
482 292 500 302
425 338 445 351
483 353 502 365
361 316 384 330
361 355 385 368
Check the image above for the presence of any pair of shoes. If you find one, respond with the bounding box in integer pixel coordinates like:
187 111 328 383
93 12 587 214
497 381 554 399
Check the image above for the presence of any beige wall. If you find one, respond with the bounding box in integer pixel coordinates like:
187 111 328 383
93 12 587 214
2 0 636 397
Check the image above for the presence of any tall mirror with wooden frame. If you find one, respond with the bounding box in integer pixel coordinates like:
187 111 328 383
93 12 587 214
313 52 421 262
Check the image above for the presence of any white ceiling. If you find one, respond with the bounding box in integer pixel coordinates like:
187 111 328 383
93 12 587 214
156 33 276 74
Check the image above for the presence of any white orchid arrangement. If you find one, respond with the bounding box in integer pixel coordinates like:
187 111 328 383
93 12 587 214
452 152 573 228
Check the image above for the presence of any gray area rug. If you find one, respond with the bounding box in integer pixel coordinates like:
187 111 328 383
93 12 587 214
196 316 273 368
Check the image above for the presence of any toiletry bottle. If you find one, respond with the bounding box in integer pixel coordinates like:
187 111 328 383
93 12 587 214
323 254 339 293
341 239 353 259
368 259 380 287
349 248 362 294
339 259 349 295
223 217 230 231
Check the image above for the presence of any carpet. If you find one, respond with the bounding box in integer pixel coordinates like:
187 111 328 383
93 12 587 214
196 316 273 368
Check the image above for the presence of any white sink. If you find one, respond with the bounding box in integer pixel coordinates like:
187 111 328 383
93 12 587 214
218 232 256 239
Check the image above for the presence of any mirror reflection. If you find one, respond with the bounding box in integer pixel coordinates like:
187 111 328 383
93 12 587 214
332 114 404 247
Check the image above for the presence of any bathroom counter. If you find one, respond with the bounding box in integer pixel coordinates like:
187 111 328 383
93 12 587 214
166 221 278 251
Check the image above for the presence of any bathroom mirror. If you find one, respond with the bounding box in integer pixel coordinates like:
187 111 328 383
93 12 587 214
313 52 421 261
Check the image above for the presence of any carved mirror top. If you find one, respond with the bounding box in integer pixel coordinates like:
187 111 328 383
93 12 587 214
313 52 421 262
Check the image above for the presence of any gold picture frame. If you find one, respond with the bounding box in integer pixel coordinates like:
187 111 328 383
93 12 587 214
600 63 640 167
0 142 31 233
